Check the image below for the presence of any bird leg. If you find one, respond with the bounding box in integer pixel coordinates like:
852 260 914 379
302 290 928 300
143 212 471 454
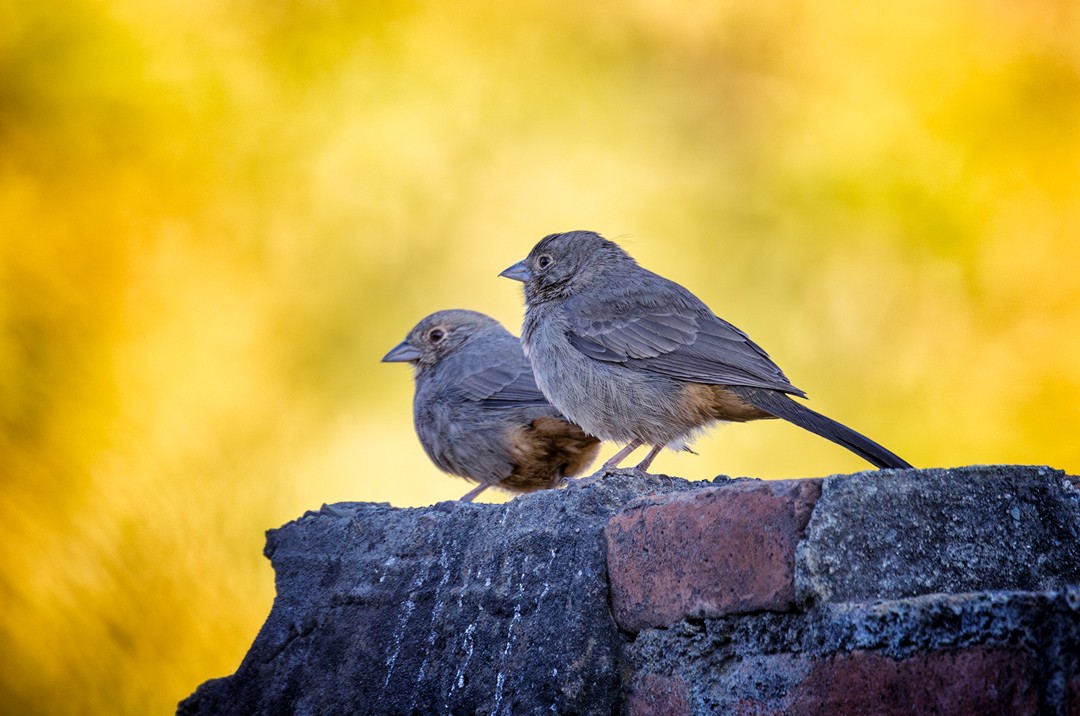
458 483 491 502
602 439 644 470
566 439 646 489
633 445 664 473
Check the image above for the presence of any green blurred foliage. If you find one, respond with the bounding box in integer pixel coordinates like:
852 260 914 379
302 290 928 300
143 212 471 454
1 0 1078 712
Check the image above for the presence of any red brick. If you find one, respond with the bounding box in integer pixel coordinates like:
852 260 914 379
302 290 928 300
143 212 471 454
624 673 692 716
604 479 821 631
733 647 1039 716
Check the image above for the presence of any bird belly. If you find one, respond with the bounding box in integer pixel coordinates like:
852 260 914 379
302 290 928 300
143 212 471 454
526 327 711 447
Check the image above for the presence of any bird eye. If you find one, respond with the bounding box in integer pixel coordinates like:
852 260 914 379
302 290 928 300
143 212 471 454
536 254 554 270
428 328 445 343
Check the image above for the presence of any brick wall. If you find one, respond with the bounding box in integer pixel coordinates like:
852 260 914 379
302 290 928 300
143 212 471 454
608 467 1080 715
180 466 1080 716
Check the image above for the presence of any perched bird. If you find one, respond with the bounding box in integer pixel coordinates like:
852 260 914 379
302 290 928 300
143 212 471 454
382 309 601 501
500 231 912 473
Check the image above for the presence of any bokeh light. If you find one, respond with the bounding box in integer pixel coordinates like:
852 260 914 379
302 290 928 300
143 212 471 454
2 0 1078 712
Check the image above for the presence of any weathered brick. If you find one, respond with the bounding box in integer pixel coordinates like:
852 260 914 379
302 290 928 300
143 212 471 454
624 673 692 716
604 478 821 631
731 647 1039 716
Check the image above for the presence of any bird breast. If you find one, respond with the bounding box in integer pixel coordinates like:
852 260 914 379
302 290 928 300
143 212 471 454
522 305 714 447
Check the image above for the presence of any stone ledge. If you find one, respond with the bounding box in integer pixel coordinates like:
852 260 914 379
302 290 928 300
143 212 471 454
728 647 1039 716
178 465 1080 716
797 465 1080 604
178 472 699 716
627 590 1080 714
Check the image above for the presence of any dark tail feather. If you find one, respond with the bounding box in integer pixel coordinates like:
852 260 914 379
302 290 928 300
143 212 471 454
731 386 913 470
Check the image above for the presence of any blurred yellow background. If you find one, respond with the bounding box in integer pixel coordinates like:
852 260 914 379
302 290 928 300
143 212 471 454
2 0 1078 712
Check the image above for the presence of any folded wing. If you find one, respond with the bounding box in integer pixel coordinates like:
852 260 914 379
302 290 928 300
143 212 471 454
564 279 805 396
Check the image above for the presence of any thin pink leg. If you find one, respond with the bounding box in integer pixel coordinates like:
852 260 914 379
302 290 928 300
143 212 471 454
459 483 490 502
634 445 664 473
602 439 644 470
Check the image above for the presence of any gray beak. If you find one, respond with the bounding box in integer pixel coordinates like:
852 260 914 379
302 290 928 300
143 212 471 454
499 260 532 282
381 341 422 363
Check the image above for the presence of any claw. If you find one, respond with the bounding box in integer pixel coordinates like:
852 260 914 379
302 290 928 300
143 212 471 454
602 439 644 470
633 445 664 473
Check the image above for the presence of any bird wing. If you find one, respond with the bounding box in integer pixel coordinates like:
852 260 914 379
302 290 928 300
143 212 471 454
456 360 553 408
564 279 805 396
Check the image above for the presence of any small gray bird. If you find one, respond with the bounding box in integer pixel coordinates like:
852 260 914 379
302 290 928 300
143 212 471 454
500 231 912 473
382 309 601 501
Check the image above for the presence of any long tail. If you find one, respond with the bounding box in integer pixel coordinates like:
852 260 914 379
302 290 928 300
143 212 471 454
730 386 913 470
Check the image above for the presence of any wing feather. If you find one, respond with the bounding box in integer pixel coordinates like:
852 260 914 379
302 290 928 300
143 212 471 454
563 277 805 396
455 354 552 408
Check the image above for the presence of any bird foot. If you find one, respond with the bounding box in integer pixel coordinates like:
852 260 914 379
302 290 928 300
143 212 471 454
563 472 604 489
631 445 663 474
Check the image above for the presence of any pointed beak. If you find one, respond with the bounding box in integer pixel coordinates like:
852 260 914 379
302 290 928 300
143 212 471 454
381 341 422 363
499 260 531 283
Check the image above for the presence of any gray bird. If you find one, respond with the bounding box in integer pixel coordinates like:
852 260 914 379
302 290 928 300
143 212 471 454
382 309 601 501
500 231 912 473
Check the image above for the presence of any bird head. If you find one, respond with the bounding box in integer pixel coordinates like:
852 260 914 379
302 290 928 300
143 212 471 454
381 309 504 374
499 230 633 304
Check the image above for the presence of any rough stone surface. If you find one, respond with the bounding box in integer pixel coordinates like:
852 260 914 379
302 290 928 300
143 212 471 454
177 471 703 716
624 673 693 716
1068 674 1080 716
606 479 821 630
796 465 1080 604
627 590 1080 714
730 647 1040 716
